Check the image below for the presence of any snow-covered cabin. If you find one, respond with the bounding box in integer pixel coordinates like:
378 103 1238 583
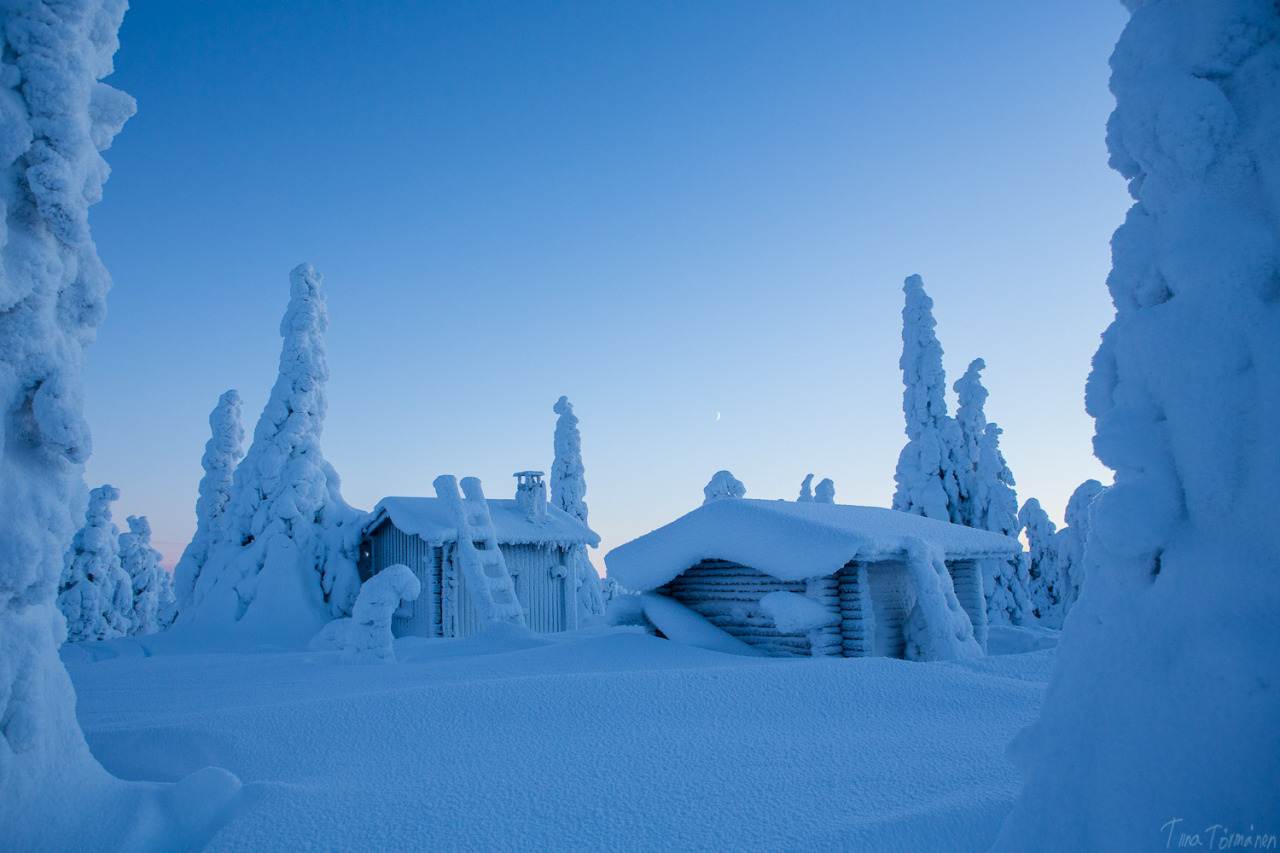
359 472 599 638
605 499 1020 659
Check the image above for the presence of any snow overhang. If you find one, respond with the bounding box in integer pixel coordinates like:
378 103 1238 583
362 496 600 549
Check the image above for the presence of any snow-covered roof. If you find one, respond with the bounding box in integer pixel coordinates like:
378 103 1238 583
605 499 1021 591
364 497 600 548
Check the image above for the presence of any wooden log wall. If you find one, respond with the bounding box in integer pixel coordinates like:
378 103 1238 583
837 562 874 657
866 561 913 659
805 576 843 657
947 559 987 650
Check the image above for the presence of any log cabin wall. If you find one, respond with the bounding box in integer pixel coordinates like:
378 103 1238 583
837 562 874 657
947 559 987 650
658 559 815 657
866 561 913 659
805 576 843 657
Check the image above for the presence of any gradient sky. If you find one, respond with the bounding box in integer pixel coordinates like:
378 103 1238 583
83 0 1131 571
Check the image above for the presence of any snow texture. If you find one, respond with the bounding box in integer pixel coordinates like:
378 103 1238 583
796 473 814 502
1053 479 1105 614
367 496 599 548
995 3 1280 848
639 592 763 656
1018 498 1059 622
118 515 172 636
172 389 244 618
550 395 603 620
759 590 838 634
900 541 984 662
182 265 363 647
891 275 964 523
607 499 1020 591
320 564 421 664
702 469 745 504
58 484 128 641
814 477 835 504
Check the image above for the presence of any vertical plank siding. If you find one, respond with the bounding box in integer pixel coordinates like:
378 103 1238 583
367 522 443 639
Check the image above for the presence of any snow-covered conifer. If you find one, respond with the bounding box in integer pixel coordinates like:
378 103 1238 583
0 1 138 837
1053 479 1104 613
796 474 814 502
184 264 362 644
550 396 602 619
891 275 962 522
995 4 1280 847
119 515 171 636
703 470 745 504
1017 499 1059 622
814 478 835 504
59 485 128 641
952 358 989 527
172 389 244 617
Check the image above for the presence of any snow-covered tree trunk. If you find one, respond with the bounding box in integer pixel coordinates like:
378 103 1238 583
183 264 362 645
0 0 138 841
1017 498 1059 623
1053 479 1105 614
172 389 244 618
119 515 170 636
995 3 1280 848
891 275 963 522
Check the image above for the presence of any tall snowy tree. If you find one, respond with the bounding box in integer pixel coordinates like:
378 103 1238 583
58 485 128 641
891 275 963 522
1017 498 1059 622
0 0 143 842
1053 479 1105 614
171 389 244 618
952 358 989 526
995 3 1280 848
119 515 171 636
550 395 602 618
796 474 814 502
183 264 362 644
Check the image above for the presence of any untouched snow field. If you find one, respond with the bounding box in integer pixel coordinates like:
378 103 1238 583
64 626 1052 852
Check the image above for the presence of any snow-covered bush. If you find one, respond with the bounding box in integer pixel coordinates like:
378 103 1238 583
1018 499 1059 623
814 478 835 504
59 485 129 642
183 265 362 645
995 3 1280 847
172 389 244 619
1053 479 1104 614
0 0 137 841
119 515 173 636
340 565 420 664
702 470 745 504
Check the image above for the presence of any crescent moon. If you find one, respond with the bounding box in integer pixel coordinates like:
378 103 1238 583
715 411 721 421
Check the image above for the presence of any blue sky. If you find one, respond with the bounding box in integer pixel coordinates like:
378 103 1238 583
84 0 1130 569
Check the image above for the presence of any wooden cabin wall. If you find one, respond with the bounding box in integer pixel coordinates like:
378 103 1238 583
452 544 572 638
947 559 987 650
836 562 874 657
805 576 843 657
367 523 444 638
866 561 914 659
658 560 817 657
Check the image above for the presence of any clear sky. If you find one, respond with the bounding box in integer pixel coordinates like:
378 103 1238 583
84 0 1130 571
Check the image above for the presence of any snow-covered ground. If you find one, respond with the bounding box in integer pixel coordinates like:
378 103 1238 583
64 626 1053 851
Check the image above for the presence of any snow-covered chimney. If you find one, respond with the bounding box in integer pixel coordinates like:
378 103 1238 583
514 471 547 520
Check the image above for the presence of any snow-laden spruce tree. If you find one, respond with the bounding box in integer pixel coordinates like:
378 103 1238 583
891 275 963 522
995 3 1280 848
796 473 814 502
1017 498 1059 622
58 485 128 641
183 264 362 645
952 358 989 526
703 470 745 504
550 395 603 619
1053 479 1104 614
814 478 835 504
171 389 244 617
119 515 171 636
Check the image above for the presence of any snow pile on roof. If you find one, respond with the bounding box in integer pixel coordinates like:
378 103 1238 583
367 496 600 548
994 2 1280 848
606 499 1020 591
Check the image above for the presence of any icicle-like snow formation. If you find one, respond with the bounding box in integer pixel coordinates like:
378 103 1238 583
183 265 362 645
551 395 602 619
119 515 171 636
58 485 126 641
172 389 244 616
703 470 746 504
1017 499 1059 623
891 275 963 522
995 3 1280 848
1053 479 1104 614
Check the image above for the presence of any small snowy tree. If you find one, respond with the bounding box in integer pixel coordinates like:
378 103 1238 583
171 389 244 618
891 275 963 522
703 470 745 504
324 564 420 664
1053 479 1105 614
183 264 363 644
1018 498 1059 623
119 516 172 636
58 485 131 641
796 474 814 502
814 478 835 504
550 395 603 619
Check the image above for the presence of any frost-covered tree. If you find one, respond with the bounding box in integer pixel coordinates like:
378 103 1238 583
58 485 128 641
1017 499 1059 622
1053 479 1104 614
995 4 1280 848
703 470 745 504
891 275 963 522
796 474 814 502
171 389 244 618
119 515 171 636
550 395 603 620
0 0 140 841
183 264 362 645
814 478 835 504
952 358 990 527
